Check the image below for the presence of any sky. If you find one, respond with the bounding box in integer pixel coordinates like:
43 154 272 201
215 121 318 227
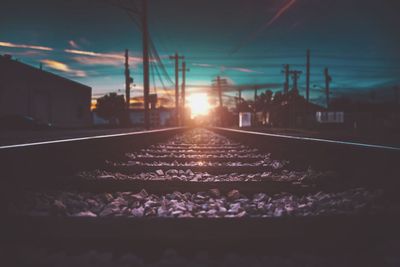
1 0 400 107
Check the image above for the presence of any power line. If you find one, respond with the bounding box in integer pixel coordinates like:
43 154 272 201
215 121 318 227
149 48 173 101
148 36 175 85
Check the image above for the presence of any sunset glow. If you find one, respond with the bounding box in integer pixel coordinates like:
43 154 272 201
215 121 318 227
187 93 210 118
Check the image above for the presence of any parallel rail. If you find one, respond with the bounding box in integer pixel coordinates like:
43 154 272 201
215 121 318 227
2 127 400 256
210 127 400 185
0 127 184 182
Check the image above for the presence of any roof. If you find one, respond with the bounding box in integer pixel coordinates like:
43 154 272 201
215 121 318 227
0 55 91 91
331 100 400 113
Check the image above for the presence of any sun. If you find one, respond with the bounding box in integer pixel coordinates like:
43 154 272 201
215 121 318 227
187 93 210 118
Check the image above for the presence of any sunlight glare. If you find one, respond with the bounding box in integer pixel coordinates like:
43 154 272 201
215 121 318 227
187 93 210 118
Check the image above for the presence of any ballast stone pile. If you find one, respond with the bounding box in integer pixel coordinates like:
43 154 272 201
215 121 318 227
78 168 335 183
127 152 267 159
110 159 287 168
82 128 336 183
113 129 290 168
10 188 384 218
141 148 259 153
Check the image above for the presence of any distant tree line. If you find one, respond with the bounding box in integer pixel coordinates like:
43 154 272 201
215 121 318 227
236 90 319 128
95 93 130 126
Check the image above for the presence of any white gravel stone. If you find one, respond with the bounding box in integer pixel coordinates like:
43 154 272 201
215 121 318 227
72 211 97 217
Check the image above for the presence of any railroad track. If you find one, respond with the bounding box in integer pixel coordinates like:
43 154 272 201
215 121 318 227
2 128 400 266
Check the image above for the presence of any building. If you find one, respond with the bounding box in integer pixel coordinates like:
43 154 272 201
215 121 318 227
330 100 400 131
0 55 92 128
258 98 325 128
316 111 345 124
127 107 174 127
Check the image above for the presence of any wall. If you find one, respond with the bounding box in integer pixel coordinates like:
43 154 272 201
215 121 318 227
0 57 92 128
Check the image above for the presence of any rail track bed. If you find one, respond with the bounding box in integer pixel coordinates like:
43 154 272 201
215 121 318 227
3 128 400 266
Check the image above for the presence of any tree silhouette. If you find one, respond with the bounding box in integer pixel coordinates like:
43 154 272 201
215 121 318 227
272 91 284 104
95 93 126 124
254 90 273 112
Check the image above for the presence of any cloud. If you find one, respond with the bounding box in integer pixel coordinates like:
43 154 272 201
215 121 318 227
0 40 149 73
41 59 69 72
192 62 263 74
0 49 44 57
65 49 124 59
41 59 86 77
72 56 122 66
231 0 298 54
68 40 79 49
72 55 142 67
0 41 53 51
66 49 146 67
265 0 297 28
192 63 214 68
0 40 144 67
229 67 264 74
67 49 151 67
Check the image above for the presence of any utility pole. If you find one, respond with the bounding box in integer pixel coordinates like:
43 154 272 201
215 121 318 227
306 49 310 103
213 76 225 126
142 0 150 129
324 67 332 109
290 70 302 93
212 76 227 107
212 76 227 126
124 49 131 111
282 64 290 94
253 86 258 125
180 61 190 109
214 76 223 108
234 89 243 112
169 52 184 126
288 70 302 128
180 61 189 124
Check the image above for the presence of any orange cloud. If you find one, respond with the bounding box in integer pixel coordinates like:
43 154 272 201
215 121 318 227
41 59 86 77
41 59 69 72
0 41 53 51
0 49 44 57
1 40 153 72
